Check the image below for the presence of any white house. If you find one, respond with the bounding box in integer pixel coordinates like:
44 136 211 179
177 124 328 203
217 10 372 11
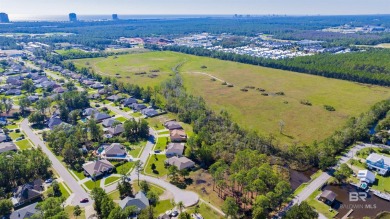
357 169 376 184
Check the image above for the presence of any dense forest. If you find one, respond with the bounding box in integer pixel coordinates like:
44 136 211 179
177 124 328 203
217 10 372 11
151 45 390 86
1 15 390 49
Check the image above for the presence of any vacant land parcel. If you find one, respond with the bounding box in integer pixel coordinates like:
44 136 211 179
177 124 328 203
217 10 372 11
73 51 390 145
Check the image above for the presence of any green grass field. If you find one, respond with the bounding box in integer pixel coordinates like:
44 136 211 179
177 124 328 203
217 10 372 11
15 139 32 150
73 52 186 88
70 169 86 180
116 162 134 174
104 176 121 186
155 137 169 151
84 179 102 190
188 203 224 219
65 205 86 219
115 116 127 122
59 182 70 199
73 51 390 144
145 154 168 177
307 190 338 218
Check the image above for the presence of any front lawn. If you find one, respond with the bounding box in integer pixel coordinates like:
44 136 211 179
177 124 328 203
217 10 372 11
188 203 224 219
5 124 18 130
145 154 168 177
108 190 120 201
133 181 164 196
9 132 23 140
131 112 142 117
154 200 174 216
59 182 70 199
116 162 135 174
115 116 127 123
70 169 86 180
15 139 33 150
122 107 131 112
65 205 85 219
104 176 121 186
146 116 166 131
84 179 102 190
155 137 169 151
158 130 170 135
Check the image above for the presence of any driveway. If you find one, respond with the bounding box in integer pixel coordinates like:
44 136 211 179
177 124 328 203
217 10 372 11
20 119 92 207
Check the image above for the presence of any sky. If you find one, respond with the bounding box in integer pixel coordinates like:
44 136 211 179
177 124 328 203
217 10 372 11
1 0 390 16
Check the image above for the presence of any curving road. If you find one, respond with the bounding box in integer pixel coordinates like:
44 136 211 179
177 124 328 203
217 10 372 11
20 119 92 207
103 105 199 207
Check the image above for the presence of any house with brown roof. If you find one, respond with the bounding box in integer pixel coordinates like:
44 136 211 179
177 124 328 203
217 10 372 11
319 190 336 205
82 160 114 180
170 129 187 142
166 156 195 170
107 124 125 136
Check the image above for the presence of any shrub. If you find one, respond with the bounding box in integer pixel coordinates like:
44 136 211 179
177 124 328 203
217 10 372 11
275 91 285 96
300 100 312 106
261 93 269 96
222 81 227 85
245 86 255 89
95 103 100 107
15 129 20 133
324 105 336 111
256 88 266 92
210 78 216 81
227 84 234 87
240 88 249 92
200 65 207 69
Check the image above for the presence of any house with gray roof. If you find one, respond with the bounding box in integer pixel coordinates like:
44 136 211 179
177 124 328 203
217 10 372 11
164 121 183 130
48 116 64 130
107 94 124 102
107 124 125 136
83 160 114 180
165 143 185 157
0 142 17 153
166 156 195 170
83 108 98 116
91 83 104 89
122 98 137 106
92 112 111 122
141 108 158 117
9 202 39 219
119 191 149 212
130 103 147 112
12 179 44 207
101 143 127 158
102 118 117 127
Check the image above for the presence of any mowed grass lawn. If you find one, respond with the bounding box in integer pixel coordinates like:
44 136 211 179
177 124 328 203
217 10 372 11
75 51 390 145
73 51 186 88
15 139 33 150
104 176 121 186
145 154 168 177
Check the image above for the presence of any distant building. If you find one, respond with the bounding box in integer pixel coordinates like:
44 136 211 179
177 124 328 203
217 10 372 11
0 13 10 23
112 14 119 20
69 13 77 22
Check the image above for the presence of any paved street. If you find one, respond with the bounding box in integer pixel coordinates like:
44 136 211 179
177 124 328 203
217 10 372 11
21 119 92 207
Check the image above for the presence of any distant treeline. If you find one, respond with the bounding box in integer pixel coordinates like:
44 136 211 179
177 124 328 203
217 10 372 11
149 44 390 86
2 15 390 49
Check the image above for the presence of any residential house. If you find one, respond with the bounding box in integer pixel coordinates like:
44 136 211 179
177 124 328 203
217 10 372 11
319 190 336 205
48 116 64 130
165 143 184 157
88 93 101 100
0 133 11 142
82 160 114 180
27 95 39 102
122 97 137 106
5 89 21 95
166 156 195 170
53 87 66 94
0 142 17 153
107 94 124 102
82 80 95 86
357 169 376 184
9 202 39 219
164 121 183 130
12 179 44 207
91 83 104 89
102 118 117 127
119 191 149 212
141 108 158 117
92 112 111 122
100 143 127 159
366 153 390 175
83 108 98 116
170 129 187 142
107 124 125 136
130 103 147 112
98 89 108 95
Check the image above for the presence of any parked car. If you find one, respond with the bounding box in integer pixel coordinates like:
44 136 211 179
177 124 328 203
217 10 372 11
15 137 24 141
170 210 178 217
80 198 89 203
154 150 161 153
45 178 53 183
